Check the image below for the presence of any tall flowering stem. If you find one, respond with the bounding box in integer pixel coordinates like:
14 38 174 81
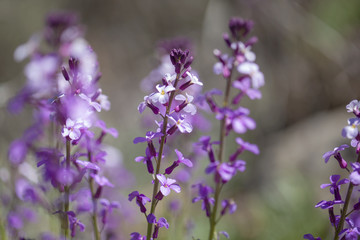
88 150 101 240
8 12 120 239
130 48 200 239
63 139 71 238
209 68 233 240
304 100 360 240
192 17 264 240
146 72 180 238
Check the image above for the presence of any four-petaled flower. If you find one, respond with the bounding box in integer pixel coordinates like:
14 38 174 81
320 175 349 201
157 174 181 196
61 118 83 140
151 84 176 104
342 118 360 139
128 191 151 213
165 149 193 175
322 144 349 169
147 214 169 239
237 62 264 89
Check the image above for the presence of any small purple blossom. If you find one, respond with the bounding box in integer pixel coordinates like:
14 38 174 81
167 114 193 134
320 175 349 201
61 118 82 140
192 183 215 217
67 211 85 238
221 199 237 215
147 214 169 239
342 118 360 139
157 174 181 196
322 144 349 168
303 234 321 240
151 84 176 104
165 149 193 175
128 191 151 213
237 62 264 89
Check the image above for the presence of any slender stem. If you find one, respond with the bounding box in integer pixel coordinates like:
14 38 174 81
208 71 233 240
334 153 360 240
63 139 71 239
88 151 101 240
146 73 181 239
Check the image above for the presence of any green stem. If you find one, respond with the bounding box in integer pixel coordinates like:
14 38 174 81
63 139 71 239
88 151 101 240
208 71 232 240
334 153 360 240
146 73 181 239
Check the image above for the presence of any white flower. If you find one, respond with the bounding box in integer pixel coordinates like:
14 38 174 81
237 62 264 89
175 93 197 115
231 42 256 62
151 84 175 104
186 72 203 86
347 100 360 113
164 73 176 84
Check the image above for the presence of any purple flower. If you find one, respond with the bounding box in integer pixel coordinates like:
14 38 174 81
349 163 360 185
322 144 349 169
303 234 321 240
157 174 181 196
133 131 162 157
339 219 360 240
61 118 82 140
206 161 235 183
151 84 176 104
138 95 160 115
130 232 147 240
221 199 237 215
315 200 343 209
100 198 119 225
232 77 261 104
135 147 155 174
347 100 360 117
237 62 264 89
192 183 215 217
8 139 28 165
128 191 151 213
67 211 85 238
167 114 193 134
218 231 230 239
165 149 193 175
95 120 118 142
230 137 259 161
320 175 349 201
216 107 255 135
197 136 219 163
93 175 114 188
15 178 39 203
179 71 203 90
174 93 197 115
147 214 169 239
342 118 360 139
7 211 23 230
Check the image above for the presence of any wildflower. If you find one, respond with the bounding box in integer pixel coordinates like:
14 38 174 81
157 174 181 196
164 149 193 175
322 144 349 169
128 191 151 213
237 62 264 89
151 84 176 104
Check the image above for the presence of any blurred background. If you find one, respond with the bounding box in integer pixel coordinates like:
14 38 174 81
1 0 360 239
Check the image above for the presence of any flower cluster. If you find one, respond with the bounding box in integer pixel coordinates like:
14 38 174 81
7 12 121 239
305 100 360 240
192 17 263 239
129 48 202 239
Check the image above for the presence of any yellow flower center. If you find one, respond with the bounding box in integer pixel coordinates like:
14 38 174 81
161 90 165 95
